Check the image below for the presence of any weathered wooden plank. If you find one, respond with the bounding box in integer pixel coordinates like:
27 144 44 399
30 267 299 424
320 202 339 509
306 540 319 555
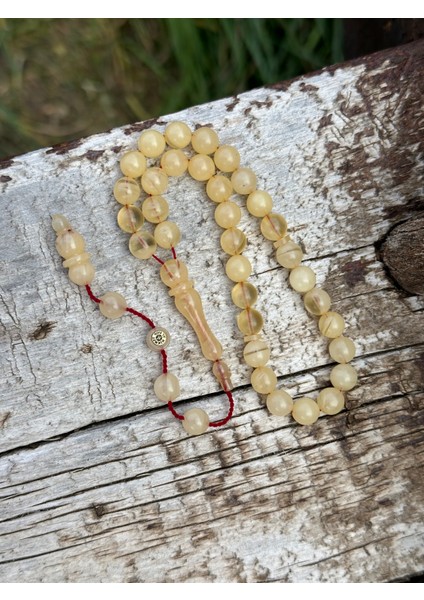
0 41 423 582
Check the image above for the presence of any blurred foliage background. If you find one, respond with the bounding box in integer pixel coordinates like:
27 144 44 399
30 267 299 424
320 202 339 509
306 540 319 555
0 18 343 159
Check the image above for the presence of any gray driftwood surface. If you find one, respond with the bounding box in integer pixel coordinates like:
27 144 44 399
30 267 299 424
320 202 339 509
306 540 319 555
0 41 423 583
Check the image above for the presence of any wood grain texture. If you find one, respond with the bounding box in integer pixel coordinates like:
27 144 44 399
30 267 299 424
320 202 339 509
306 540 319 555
0 41 423 582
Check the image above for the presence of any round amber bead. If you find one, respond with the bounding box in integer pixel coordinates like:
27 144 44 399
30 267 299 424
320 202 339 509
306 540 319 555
260 213 287 241
165 121 192 148
266 390 293 416
160 259 189 288
276 241 303 269
154 221 181 249
137 129 166 157
231 281 258 309
99 292 127 319
231 168 257 195
188 154 215 181
182 408 209 435
142 195 169 223
246 190 273 217
215 201 241 229
191 127 219 155
292 397 320 425
225 255 252 282
328 336 356 363
319 312 345 338
120 151 147 178
214 145 240 172
243 340 270 367
206 175 233 203
117 205 144 233
237 308 264 336
303 288 331 316
160 149 188 177
113 177 140 205
129 230 157 259
220 228 247 255
317 387 345 415
141 167 168 195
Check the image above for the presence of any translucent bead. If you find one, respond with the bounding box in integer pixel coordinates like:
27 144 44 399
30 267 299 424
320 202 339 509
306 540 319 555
160 149 188 177
142 195 169 223
246 190 273 217
317 387 345 415
260 213 287 241
292 397 320 425
113 177 140 205
330 364 357 391
231 168 257 195
251 366 277 394
266 390 293 416
237 308 264 336
153 372 180 402
215 201 241 229
206 175 233 203
303 288 331 316
154 221 181 249
165 121 192 148
160 259 189 288
276 241 303 269
191 127 219 155
243 339 270 367
182 407 209 436
214 145 240 172
56 230 85 258
212 359 233 391
319 312 345 338
329 336 356 363
99 291 127 319
51 214 71 233
119 151 147 178
146 327 170 351
68 262 95 286
141 167 168 195
129 230 157 259
231 281 258 308
289 266 316 293
225 255 252 282
137 129 166 157
117 205 144 233
220 228 247 255
63 252 90 268
188 154 215 181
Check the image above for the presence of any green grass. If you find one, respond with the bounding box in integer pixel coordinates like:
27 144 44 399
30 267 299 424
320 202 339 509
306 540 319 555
0 18 343 159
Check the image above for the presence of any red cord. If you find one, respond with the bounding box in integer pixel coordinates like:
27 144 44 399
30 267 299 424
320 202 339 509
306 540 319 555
151 254 165 265
171 246 177 259
84 283 234 430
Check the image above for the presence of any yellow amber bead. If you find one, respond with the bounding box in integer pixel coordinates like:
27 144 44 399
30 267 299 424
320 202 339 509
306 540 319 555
182 408 209 435
260 213 287 241
215 201 241 229
154 221 181 249
251 366 277 394
303 288 332 316
142 195 169 223
292 397 320 425
68 262 95 286
225 255 252 282
188 154 215 181
160 259 189 288
51 214 71 233
231 281 258 308
220 228 247 255
56 230 85 259
137 129 166 157
191 127 219 155
99 291 127 319
231 168 257 195
117 205 144 233
214 145 240 172
164 121 192 148
246 190 273 217
206 175 233 203
129 230 157 259
154 372 180 402
237 308 264 336
289 266 316 293
319 312 345 338
160 149 188 177
141 167 168 195
266 390 293 416
330 364 357 391
329 336 356 363
120 151 147 178
113 177 140 205
243 339 270 367
276 241 303 269
317 387 345 415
